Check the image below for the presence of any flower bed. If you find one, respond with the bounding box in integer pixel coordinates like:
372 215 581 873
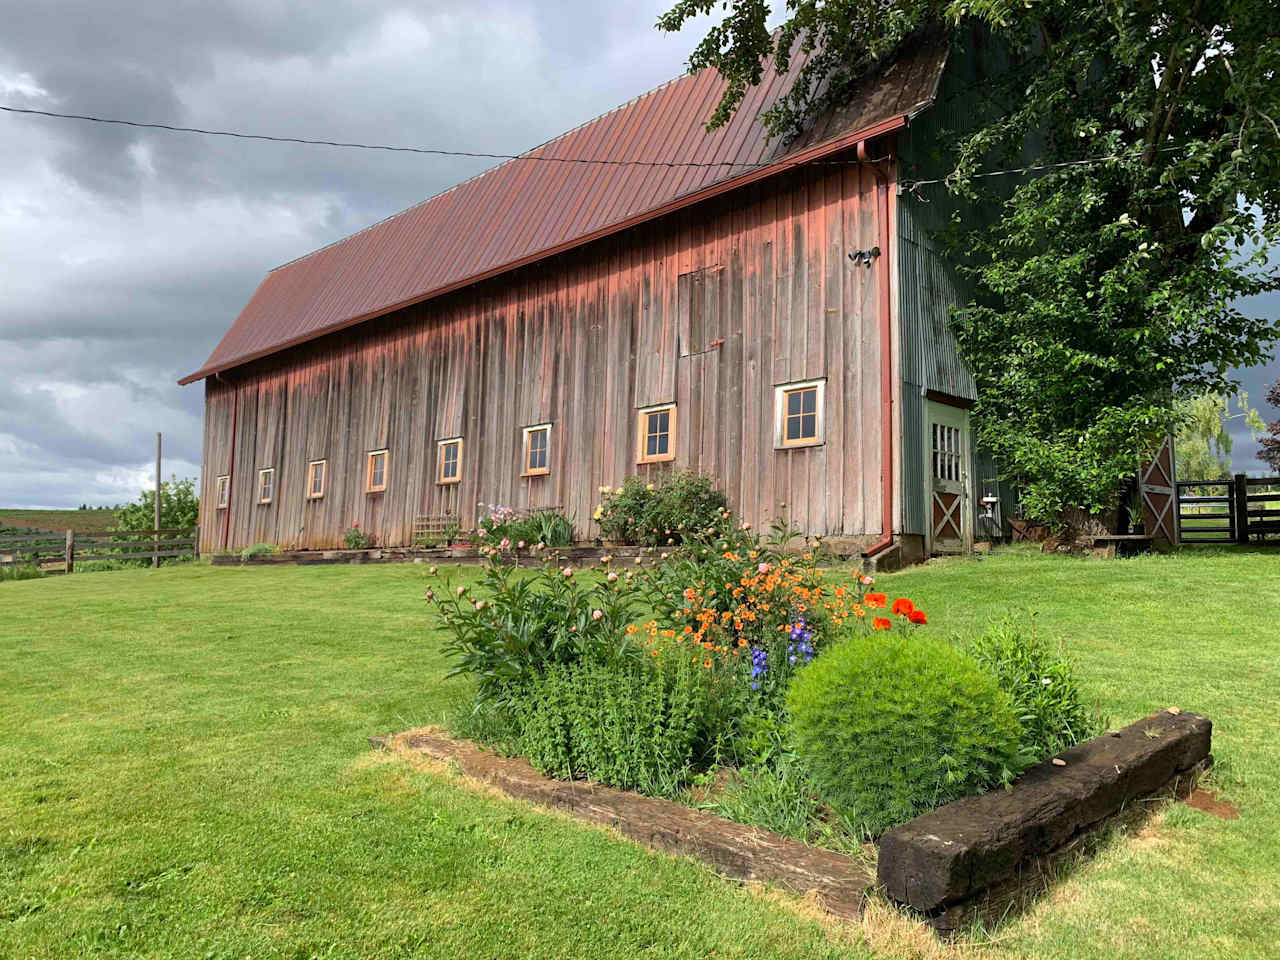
426 509 1104 851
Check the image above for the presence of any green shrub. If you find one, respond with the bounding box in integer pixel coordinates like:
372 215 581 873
240 543 281 561
515 649 724 794
115 475 198 531
342 524 371 549
787 634 1023 836
594 471 729 545
428 557 640 703
964 618 1102 767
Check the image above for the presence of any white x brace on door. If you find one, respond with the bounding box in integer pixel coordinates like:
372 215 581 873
925 400 973 554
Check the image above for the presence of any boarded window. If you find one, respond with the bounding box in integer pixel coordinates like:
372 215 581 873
522 424 551 476
366 450 388 492
438 438 462 484
216 475 230 509
307 460 326 499
257 468 275 504
774 380 825 448
677 265 724 357
636 404 676 464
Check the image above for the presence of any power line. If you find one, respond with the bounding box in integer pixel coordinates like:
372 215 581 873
2 102 1240 184
0 104 778 170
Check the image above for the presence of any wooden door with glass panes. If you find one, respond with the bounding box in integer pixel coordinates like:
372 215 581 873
925 400 973 554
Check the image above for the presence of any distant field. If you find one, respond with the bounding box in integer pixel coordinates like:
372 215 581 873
0 508 119 533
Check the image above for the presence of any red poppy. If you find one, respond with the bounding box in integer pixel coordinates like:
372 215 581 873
872 617 891 631
891 598 914 616
908 610 928 625
866 593 887 608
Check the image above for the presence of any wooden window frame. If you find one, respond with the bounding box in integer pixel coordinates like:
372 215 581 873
437 437 463 485
521 424 552 478
774 379 826 449
366 449 388 493
636 403 677 464
257 467 275 505
306 459 326 500
215 475 230 509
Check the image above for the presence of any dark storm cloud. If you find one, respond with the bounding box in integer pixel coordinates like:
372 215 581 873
0 1 724 507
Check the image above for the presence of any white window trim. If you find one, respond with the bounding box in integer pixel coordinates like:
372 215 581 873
773 378 826 449
257 467 275 504
306 459 326 500
216 475 230 509
366 449 389 493
636 403 677 464
521 423 552 477
437 437 463 485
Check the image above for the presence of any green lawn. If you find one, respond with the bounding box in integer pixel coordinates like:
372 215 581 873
2 547 1278 959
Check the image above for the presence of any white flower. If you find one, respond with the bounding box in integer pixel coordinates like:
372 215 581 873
592 609 603 621
456 586 466 596
428 565 437 574
562 566 574 577
474 600 486 611
607 572 618 582
1042 677 1052 685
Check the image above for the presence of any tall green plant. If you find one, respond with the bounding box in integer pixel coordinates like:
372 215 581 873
115 476 198 531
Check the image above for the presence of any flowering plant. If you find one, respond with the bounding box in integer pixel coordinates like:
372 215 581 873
427 551 639 702
593 471 731 545
342 523 371 549
629 523 926 706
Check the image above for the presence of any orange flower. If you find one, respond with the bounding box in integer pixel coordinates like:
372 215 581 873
909 610 928 625
625 624 639 635
650 648 659 657
703 659 713 669
891 597 914 616
873 617 892 631
866 593 887 608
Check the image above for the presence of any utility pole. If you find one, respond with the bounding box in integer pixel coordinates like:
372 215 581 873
154 432 162 568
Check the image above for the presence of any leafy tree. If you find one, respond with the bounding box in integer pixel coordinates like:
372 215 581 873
1261 377 1280 472
1175 391 1264 480
115 476 199 531
661 0 1280 525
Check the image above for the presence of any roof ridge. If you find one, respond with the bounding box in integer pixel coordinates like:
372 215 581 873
268 67 703 274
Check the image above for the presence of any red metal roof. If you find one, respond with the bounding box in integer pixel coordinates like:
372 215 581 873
181 38 948 384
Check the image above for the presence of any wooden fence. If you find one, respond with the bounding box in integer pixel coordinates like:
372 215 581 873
0 527 198 573
1176 474 1280 544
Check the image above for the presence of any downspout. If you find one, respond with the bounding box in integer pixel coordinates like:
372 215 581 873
857 139 896 561
216 373 237 551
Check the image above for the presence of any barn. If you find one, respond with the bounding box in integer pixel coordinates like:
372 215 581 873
181 28 998 563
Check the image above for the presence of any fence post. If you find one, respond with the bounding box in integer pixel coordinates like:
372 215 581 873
153 432 162 568
65 529 74 575
1233 474 1249 544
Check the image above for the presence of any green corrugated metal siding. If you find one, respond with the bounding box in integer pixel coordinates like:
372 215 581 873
895 27 1015 540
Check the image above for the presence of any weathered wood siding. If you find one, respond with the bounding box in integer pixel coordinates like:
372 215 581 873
198 161 889 552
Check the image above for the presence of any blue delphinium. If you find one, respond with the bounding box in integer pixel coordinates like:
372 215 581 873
750 647 768 690
787 616 816 665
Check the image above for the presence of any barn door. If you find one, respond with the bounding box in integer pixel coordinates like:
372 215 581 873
1139 435 1179 545
925 400 973 554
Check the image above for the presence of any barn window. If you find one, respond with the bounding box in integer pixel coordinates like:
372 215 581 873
306 460 326 499
366 449 388 493
774 379 825 448
257 468 275 504
932 424 963 482
438 438 463 484
522 424 551 477
216 475 230 509
636 404 676 464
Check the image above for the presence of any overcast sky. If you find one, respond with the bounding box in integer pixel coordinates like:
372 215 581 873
1 2 1277 508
